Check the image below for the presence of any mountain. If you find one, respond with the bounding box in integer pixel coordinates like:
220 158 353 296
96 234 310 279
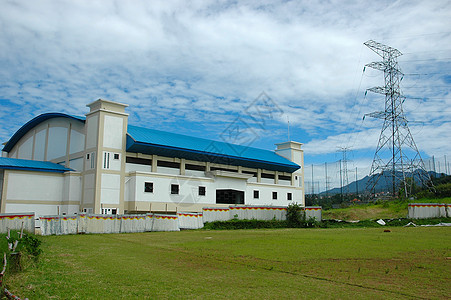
317 170 438 196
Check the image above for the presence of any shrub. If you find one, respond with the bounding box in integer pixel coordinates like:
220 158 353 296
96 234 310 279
286 203 303 227
203 219 287 230
20 233 42 258
0 231 42 273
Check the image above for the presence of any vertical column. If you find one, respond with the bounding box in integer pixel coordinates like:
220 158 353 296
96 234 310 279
180 158 186 175
152 155 158 172
81 99 129 214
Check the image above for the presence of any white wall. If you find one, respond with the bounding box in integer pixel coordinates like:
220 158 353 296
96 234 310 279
83 173 95 204
7 172 63 201
103 115 123 149
69 157 83 172
100 173 121 204
246 183 301 206
34 129 46 160
47 127 67 160
129 172 215 206
126 163 152 173
2 170 82 216
62 174 82 203
18 135 33 159
86 114 98 149
126 170 302 209
70 129 85 154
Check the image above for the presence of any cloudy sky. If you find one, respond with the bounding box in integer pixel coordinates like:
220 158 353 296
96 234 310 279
1 0 450 183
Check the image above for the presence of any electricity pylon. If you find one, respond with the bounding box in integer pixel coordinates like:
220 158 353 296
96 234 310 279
338 147 351 195
364 40 432 198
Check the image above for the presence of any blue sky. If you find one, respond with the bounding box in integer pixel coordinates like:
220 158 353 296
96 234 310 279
1 0 450 185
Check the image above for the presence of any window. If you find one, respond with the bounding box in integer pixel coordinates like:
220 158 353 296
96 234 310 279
103 152 110 169
242 170 257 177
253 190 259 199
102 208 118 215
199 186 206 196
216 189 244 204
210 166 236 172
114 153 120 160
171 184 179 195
186 164 206 171
272 191 277 200
261 173 275 179
287 192 292 201
126 157 152 165
86 152 96 169
144 182 154 193
279 175 291 181
90 152 96 169
158 161 180 168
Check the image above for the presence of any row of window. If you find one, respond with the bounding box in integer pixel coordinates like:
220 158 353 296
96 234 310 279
128 157 293 180
144 182 292 200
253 190 292 201
144 182 206 196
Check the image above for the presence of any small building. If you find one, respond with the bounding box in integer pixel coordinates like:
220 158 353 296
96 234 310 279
0 99 304 216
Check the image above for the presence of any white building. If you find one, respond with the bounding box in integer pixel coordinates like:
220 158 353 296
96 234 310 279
0 99 304 216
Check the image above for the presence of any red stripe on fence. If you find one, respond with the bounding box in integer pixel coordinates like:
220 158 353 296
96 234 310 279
409 204 446 208
0 214 33 220
230 207 286 211
177 213 199 217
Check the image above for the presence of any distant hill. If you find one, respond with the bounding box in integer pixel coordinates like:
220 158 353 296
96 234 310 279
317 170 438 195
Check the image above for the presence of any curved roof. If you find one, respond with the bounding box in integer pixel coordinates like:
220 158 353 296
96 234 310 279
2 112 300 173
126 125 300 173
2 113 85 152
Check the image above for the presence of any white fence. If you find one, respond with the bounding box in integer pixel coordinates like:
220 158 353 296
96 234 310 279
202 207 230 223
229 206 287 221
0 213 35 233
203 205 322 222
39 213 181 235
177 212 204 230
5 205 324 235
151 214 180 231
305 206 322 221
408 203 450 219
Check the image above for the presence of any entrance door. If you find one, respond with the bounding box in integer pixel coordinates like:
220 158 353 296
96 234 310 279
216 189 244 205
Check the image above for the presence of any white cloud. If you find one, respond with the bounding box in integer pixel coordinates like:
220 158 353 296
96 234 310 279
0 0 450 166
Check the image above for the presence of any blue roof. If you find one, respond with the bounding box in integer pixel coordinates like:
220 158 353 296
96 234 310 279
0 157 73 173
2 113 85 153
126 125 300 173
2 112 300 173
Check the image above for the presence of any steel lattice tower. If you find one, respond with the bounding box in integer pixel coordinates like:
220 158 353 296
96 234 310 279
364 40 432 198
338 147 351 195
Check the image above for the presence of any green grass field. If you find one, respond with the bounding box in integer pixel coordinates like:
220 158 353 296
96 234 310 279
5 227 451 299
323 198 451 221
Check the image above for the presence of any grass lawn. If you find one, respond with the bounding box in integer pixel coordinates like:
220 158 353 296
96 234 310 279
5 227 451 299
322 198 451 221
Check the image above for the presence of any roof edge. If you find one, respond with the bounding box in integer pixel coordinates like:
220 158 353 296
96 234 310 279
127 139 300 172
0 157 73 173
2 113 85 153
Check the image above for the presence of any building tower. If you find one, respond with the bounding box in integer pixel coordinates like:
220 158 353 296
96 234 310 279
364 40 432 198
81 99 129 214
